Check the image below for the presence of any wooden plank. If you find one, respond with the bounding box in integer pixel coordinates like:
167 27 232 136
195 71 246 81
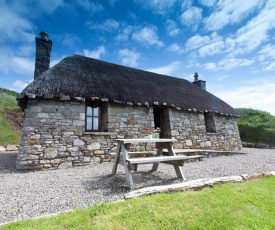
115 138 177 144
122 145 134 190
126 155 189 164
111 143 121 175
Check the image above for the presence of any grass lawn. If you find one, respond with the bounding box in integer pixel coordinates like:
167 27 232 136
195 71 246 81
3 177 275 230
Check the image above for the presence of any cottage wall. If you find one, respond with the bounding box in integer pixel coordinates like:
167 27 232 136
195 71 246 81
17 100 241 170
17 100 154 170
168 109 242 151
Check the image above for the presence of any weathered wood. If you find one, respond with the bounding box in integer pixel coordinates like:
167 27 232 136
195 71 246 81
126 155 199 164
115 138 177 144
111 143 121 175
124 176 244 199
127 151 156 156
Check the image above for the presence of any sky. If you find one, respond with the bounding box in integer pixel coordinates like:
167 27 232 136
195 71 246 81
1 0 275 115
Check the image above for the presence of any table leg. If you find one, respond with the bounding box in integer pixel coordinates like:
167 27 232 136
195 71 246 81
151 146 163 172
167 146 186 180
111 143 121 175
122 144 134 190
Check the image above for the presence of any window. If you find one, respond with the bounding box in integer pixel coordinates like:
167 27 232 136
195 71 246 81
86 103 101 131
204 113 216 133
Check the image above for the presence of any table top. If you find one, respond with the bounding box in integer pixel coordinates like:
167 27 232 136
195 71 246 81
115 138 177 144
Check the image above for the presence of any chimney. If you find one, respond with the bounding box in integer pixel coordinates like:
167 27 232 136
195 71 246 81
193 72 206 90
34 31 52 79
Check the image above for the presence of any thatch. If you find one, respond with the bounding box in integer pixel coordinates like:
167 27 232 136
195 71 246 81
18 55 239 116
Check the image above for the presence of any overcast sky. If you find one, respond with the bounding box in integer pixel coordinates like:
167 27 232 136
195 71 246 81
1 0 275 115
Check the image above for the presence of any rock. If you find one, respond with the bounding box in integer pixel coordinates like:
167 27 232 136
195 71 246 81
73 139 85 146
58 161 72 169
6 145 18 151
87 142 100 150
0 146 6 152
186 140 192 146
44 148 58 159
205 141 212 147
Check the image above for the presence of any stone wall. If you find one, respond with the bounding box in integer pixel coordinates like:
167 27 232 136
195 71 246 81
169 109 242 151
17 100 154 170
17 99 241 170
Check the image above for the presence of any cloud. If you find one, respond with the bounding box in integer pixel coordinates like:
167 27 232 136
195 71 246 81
203 62 217 70
185 32 225 57
217 57 254 70
264 61 275 71
180 7 202 30
215 78 275 115
230 2 275 54
76 0 103 13
185 34 211 51
12 80 30 91
83 46 106 59
132 25 163 47
134 0 177 15
198 0 217 7
0 48 34 74
146 61 182 75
204 0 264 31
0 1 34 43
119 49 140 67
87 18 120 32
165 20 179 37
115 26 133 41
198 40 224 57
166 43 184 54
57 33 81 50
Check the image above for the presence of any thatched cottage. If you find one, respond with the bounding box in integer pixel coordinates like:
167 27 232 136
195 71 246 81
17 32 242 170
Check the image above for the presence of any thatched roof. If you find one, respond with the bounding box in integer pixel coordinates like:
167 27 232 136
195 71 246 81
18 55 239 116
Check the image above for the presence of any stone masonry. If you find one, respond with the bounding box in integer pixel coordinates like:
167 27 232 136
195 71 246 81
168 110 242 151
17 99 242 170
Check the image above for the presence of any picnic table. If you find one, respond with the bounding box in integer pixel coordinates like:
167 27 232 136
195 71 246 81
111 138 203 190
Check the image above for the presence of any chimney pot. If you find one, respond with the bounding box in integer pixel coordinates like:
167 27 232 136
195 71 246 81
194 72 199 81
40 31 49 40
192 72 206 91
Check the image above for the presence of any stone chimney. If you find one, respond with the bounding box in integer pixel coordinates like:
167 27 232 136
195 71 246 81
34 31 52 79
193 72 206 90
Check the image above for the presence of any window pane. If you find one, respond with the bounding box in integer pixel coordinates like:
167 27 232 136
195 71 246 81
93 117 99 130
87 107 92 116
86 117 93 130
94 107 99 116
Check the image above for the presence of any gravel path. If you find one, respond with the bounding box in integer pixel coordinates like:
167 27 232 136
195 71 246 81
0 148 274 224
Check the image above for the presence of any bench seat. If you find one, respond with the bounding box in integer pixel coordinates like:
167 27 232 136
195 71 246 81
126 155 204 165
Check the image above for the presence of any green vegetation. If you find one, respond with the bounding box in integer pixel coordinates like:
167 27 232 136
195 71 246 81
0 88 21 145
3 177 275 230
236 108 275 146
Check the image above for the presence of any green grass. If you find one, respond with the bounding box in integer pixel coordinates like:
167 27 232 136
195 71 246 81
0 90 21 145
3 177 275 230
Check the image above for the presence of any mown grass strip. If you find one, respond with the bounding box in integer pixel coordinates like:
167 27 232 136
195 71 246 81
3 177 275 230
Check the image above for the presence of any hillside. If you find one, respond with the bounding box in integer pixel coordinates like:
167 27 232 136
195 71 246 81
236 108 275 146
0 88 23 145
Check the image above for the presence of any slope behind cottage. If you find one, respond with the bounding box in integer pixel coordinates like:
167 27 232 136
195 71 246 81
17 32 242 170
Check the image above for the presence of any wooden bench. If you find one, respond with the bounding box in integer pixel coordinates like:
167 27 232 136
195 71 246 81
126 155 204 166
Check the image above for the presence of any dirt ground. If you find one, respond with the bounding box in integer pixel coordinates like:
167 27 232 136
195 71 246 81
3 109 23 134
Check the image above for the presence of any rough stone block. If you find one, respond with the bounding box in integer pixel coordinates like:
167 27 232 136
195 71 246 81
0 146 6 152
5 145 18 151
44 147 58 159
59 161 73 169
186 140 193 146
37 113 49 118
73 139 85 146
87 142 101 150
